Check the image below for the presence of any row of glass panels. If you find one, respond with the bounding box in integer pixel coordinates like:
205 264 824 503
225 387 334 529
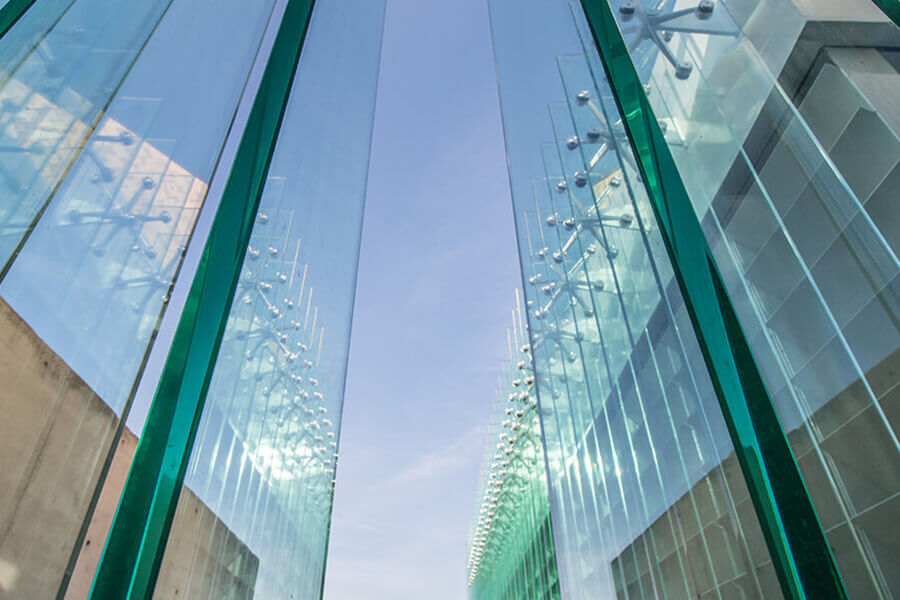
489 0 899 598
467 296 561 600
0 1 384 598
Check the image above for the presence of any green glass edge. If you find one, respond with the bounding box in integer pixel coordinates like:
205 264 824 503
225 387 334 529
872 0 900 26
88 1 316 598
576 1 848 599
0 0 35 38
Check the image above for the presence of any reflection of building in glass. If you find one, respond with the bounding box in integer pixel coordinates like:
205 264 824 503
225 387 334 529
0 103 208 598
467 295 560 600
487 0 900 599
0 0 384 598
3 104 204 409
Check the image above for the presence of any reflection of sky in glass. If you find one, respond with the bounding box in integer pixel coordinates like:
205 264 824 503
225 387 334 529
0 0 276 413
0 0 529 597
488 1 785 597
0 0 386 595
161 1 386 598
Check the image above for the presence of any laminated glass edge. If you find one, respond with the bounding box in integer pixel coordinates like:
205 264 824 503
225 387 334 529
0 0 35 37
87 1 316 598
576 1 848 599
872 0 900 26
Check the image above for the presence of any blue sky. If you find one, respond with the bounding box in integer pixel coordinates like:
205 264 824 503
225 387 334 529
322 0 521 597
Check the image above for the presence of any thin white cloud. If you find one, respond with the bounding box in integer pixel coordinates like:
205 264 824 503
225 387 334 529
378 425 485 489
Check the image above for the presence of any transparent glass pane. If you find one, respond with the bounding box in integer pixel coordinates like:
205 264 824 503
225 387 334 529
594 0 900 595
150 1 385 598
0 0 277 597
487 0 783 598
467 297 561 600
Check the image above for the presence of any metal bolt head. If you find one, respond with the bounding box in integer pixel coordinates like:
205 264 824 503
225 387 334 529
565 136 579 150
620 1 636 17
576 90 591 105
555 180 568 193
574 171 588 187
675 62 693 79
585 127 601 142
562 217 576 231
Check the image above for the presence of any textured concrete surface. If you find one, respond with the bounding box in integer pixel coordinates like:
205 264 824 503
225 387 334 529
0 298 118 599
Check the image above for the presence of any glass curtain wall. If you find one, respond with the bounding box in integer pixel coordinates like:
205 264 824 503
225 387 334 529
0 1 278 597
577 0 900 596
0 0 384 598
468 294 561 600
152 1 384 598
488 0 785 598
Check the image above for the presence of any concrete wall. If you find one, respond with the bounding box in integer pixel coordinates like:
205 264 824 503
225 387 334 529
152 490 259 600
0 298 259 599
64 429 137 599
0 299 119 599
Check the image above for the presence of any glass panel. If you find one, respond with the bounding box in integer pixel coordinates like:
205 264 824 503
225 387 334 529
487 0 783 598
468 295 561 600
0 0 171 266
0 0 278 597
591 0 900 595
150 1 385 598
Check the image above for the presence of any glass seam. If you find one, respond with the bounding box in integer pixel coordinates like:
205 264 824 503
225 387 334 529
87 1 317 597
575 1 849 598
